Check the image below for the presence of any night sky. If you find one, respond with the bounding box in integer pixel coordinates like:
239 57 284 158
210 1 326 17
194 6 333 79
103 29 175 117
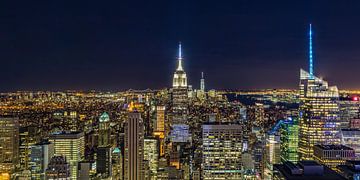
1 0 360 91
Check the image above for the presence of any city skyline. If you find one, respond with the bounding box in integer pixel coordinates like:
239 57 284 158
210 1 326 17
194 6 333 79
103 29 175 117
1 1 360 91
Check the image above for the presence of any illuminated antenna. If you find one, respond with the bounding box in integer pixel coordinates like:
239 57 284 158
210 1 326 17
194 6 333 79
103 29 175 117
178 42 182 59
309 24 314 78
176 42 183 71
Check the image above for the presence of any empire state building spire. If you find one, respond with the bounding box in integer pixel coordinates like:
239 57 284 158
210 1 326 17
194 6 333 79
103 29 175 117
177 42 184 71
173 42 187 88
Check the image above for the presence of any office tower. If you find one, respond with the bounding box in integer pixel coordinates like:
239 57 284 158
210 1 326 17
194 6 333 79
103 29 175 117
97 112 111 177
45 156 71 180
49 132 85 180
155 106 165 132
124 112 144 180
154 106 166 157
280 118 299 163
299 24 341 160
339 97 360 128
19 126 39 171
111 147 123 180
0 117 19 175
30 141 54 179
202 123 242 179
144 138 158 180
200 72 205 91
253 140 264 178
313 145 355 170
339 129 360 157
254 103 265 127
196 72 206 100
172 42 188 124
263 134 281 179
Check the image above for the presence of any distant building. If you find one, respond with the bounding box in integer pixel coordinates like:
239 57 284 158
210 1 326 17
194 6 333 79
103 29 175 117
273 160 345 180
202 123 242 179
313 145 355 170
49 132 85 180
0 117 19 174
45 156 71 180
30 141 54 179
124 112 144 180
144 138 158 180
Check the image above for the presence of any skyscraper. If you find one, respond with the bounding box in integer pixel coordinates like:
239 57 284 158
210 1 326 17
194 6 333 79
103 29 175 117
49 132 85 180
30 141 54 179
144 138 158 180
0 117 19 175
202 123 242 179
124 111 144 180
97 112 112 177
299 24 341 160
172 42 188 124
45 156 71 180
200 72 205 91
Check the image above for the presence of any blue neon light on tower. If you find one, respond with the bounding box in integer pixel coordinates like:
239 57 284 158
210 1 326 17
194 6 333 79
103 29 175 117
309 24 314 78
179 42 182 59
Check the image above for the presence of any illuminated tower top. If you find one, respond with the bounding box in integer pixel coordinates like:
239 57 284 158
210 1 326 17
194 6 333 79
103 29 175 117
173 42 187 88
309 24 314 79
177 42 184 71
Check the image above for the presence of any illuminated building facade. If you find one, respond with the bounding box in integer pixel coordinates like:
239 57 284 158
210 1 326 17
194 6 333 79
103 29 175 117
124 112 144 180
30 141 54 179
0 117 19 175
299 24 341 160
49 132 85 180
45 156 70 180
254 103 265 127
202 124 242 179
280 118 299 163
340 129 360 157
264 134 281 179
144 138 158 180
97 112 111 177
172 43 188 124
111 147 123 180
313 145 355 170
156 106 165 132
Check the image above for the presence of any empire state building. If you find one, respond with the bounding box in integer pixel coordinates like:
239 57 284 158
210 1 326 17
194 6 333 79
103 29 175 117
171 42 189 125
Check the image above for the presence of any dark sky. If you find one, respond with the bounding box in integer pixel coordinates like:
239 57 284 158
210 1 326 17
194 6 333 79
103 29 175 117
1 0 360 91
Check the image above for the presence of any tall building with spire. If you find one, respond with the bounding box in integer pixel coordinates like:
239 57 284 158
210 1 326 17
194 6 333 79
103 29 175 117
298 24 341 160
200 72 205 91
172 42 189 124
170 42 190 143
97 112 111 177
